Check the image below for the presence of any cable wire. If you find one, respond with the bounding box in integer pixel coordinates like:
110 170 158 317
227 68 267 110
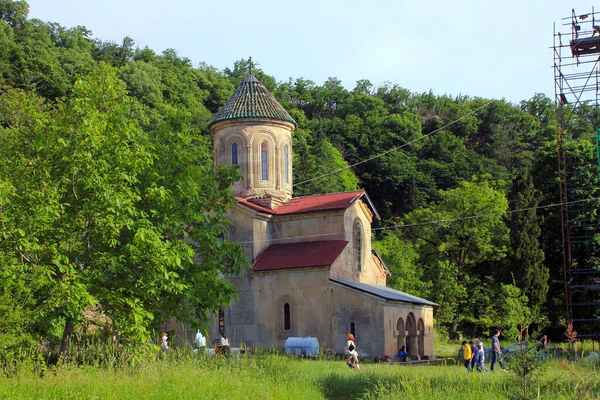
235 196 599 245
293 99 494 187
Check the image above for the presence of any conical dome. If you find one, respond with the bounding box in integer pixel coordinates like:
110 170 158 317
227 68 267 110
208 74 296 128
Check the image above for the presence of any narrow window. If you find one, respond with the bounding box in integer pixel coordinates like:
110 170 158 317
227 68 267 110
283 303 291 331
350 322 356 337
354 219 362 272
284 145 289 184
261 141 268 180
218 309 225 336
232 143 238 165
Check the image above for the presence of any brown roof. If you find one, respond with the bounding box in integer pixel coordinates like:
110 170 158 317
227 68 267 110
236 191 380 219
253 240 349 272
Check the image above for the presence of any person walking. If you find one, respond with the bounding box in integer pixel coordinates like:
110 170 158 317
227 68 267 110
219 333 230 355
193 329 206 352
461 341 472 371
160 330 169 352
490 329 507 372
345 333 360 371
470 340 479 371
477 341 489 372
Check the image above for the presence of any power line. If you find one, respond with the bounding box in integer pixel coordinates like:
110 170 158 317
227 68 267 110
235 196 599 245
293 100 494 187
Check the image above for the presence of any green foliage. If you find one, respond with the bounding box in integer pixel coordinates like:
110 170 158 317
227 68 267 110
0 1 574 346
372 233 426 296
508 169 548 322
0 64 247 352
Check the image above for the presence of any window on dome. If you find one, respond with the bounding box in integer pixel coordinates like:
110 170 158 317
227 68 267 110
261 141 268 180
284 145 289 184
232 143 238 165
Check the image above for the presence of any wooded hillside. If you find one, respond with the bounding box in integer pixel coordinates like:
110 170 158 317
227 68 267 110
0 0 584 347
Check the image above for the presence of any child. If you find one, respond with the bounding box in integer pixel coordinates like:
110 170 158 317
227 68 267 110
478 341 489 372
461 341 472 371
160 330 169 351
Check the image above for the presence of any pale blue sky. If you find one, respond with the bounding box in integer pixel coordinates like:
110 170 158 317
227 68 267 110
25 0 598 103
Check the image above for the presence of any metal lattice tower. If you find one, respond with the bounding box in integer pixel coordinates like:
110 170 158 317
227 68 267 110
554 8 600 340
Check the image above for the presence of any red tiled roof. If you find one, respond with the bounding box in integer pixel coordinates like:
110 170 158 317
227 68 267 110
236 191 380 219
253 240 349 272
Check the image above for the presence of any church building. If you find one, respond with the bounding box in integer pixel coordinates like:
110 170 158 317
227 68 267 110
205 73 437 359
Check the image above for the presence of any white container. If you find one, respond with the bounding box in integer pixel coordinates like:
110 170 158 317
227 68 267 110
284 336 319 357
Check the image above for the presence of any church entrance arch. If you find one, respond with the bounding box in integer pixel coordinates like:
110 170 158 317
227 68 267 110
417 318 425 358
396 318 405 353
405 313 417 359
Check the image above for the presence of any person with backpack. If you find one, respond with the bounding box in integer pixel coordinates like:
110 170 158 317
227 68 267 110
345 333 360 371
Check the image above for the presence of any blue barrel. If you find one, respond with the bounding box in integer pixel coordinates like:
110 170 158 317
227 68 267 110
284 336 319 357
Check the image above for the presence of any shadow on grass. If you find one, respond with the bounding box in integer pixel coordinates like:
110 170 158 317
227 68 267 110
318 369 401 400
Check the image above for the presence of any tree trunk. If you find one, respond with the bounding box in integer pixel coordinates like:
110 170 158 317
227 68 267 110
59 318 74 354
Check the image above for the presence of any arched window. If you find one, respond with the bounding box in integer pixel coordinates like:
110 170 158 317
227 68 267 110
283 303 291 331
284 145 289 184
261 141 268 180
353 219 363 272
232 143 238 165
350 322 356 337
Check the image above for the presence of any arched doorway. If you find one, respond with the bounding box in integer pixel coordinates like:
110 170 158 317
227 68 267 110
406 313 417 359
417 318 425 358
396 318 405 354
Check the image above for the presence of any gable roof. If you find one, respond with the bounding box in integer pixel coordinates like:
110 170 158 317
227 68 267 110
208 74 296 128
330 277 438 306
253 240 349 272
236 191 380 219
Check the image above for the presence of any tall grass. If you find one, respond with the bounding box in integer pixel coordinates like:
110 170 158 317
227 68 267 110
1 349 599 399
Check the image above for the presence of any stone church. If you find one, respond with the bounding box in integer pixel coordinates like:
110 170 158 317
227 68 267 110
202 73 437 359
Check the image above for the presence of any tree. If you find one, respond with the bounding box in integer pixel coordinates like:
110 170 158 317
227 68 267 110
0 65 247 352
402 177 510 334
508 169 548 322
373 232 425 296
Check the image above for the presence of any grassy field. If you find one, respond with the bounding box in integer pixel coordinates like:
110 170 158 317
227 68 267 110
1 351 599 400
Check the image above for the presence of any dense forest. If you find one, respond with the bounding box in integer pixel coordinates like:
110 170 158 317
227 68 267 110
0 0 582 353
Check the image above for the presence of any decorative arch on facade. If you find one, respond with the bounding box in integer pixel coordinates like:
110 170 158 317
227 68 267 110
396 317 405 353
283 144 290 185
224 133 248 166
405 312 417 358
417 318 425 358
249 130 277 189
353 218 364 272
277 295 295 337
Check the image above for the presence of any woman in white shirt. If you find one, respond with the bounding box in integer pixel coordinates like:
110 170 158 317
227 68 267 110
220 333 230 355
345 333 360 371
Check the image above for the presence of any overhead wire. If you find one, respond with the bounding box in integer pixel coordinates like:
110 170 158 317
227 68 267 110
235 196 599 245
293 99 494 187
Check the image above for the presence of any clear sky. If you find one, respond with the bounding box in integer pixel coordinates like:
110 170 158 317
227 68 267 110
24 0 598 103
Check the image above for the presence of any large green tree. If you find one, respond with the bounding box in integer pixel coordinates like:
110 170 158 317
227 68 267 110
402 177 510 334
508 169 548 323
0 65 246 352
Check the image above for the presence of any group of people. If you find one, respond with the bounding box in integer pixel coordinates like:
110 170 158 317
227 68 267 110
461 329 507 372
159 328 215 353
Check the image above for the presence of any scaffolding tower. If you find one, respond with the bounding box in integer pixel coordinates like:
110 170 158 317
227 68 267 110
554 8 600 340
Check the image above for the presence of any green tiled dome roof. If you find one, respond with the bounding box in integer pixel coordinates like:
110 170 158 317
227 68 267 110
208 74 296 128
